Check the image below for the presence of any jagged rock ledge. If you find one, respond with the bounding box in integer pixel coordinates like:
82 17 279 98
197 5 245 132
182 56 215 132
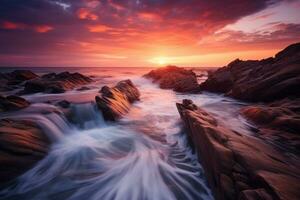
144 65 199 92
176 99 300 200
0 119 50 186
241 98 300 155
0 70 93 94
95 79 140 121
21 71 93 94
0 70 38 92
199 42 300 102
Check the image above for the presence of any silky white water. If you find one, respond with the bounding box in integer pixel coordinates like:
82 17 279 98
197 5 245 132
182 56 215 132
0 68 253 200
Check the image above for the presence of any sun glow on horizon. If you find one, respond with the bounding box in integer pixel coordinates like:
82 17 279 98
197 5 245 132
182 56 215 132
149 57 169 66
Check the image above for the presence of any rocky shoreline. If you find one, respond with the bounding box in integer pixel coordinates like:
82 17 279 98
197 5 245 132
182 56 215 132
173 43 300 200
0 43 299 199
177 99 299 200
198 43 300 102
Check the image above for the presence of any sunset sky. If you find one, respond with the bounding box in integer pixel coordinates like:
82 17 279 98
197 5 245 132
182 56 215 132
0 0 299 67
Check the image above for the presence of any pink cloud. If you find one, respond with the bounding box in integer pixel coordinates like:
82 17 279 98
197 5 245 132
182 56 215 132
77 8 98 20
34 25 54 33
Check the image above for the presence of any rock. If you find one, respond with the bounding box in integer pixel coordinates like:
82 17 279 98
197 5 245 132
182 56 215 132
56 100 71 108
199 42 300 102
95 79 140 121
241 98 300 155
0 70 38 92
239 189 273 200
0 95 30 112
144 66 199 92
0 70 38 83
0 119 50 185
176 99 300 200
21 71 92 94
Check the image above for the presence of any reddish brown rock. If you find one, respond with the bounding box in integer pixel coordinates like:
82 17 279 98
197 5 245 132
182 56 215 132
0 119 50 185
144 66 199 92
241 98 300 155
0 95 30 112
176 99 300 200
95 79 140 121
0 70 38 92
199 43 300 102
21 71 92 94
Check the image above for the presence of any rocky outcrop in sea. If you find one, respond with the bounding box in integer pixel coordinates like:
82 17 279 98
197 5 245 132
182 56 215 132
95 79 140 121
144 66 199 92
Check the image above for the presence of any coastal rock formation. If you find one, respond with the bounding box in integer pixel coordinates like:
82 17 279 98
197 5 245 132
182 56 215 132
21 72 92 94
144 66 199 92
0 70 38 92
95 79 140 121
0 95 30 112
241 98 300 155
199 43 300 102
176 99 300 200
0 119 50 185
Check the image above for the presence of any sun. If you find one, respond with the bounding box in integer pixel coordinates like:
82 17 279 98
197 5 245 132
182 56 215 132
148 56 170 66
158 57 166 65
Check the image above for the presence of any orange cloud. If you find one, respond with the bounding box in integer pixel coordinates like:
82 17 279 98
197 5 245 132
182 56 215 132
138 12 161 21
87 24 111 32
77 8 98 20
34 25 53 33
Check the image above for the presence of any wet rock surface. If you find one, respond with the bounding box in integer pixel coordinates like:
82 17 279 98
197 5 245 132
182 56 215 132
0 70 38 92
0 119 50 186
0 95 30 112
144 66 199 92
0 70 93 94
199 42 300 102
241 98 300 155
95 79 140 121
21 71 92 94
176 99 300 200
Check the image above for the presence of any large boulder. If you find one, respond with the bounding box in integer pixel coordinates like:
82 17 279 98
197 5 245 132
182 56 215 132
176 99 300 200
0 119 50 185
199 42 300 102
95 79 140 121
21 71 92 94
0 95 30 112
144 66 199 92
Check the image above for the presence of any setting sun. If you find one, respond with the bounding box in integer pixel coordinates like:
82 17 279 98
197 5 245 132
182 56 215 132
149 57 169 66
157 57 167 65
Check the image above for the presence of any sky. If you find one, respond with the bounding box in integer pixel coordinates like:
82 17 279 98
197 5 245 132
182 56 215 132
0 0 299 67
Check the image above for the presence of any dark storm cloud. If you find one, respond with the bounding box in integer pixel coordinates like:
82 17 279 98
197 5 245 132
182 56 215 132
0 0 76 25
